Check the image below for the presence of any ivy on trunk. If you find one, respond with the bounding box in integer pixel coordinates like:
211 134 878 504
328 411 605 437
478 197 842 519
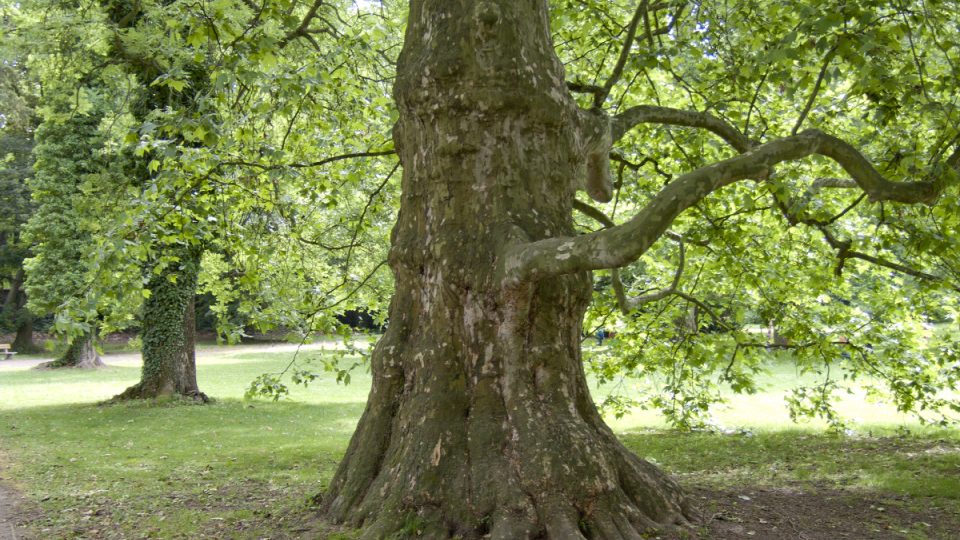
113 246 207 401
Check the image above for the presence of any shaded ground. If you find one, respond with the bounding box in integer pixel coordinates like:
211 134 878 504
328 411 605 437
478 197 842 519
15 479 958 539
684 485 959 539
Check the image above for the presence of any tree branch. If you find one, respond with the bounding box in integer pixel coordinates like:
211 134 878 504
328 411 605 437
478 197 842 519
278 0 326 48
567 81 604 95
611 240 684 312
770 183 944 282
502 129 947 282
791 44 838 135
611 105 754 151
594 1 649 108
220 149 395 171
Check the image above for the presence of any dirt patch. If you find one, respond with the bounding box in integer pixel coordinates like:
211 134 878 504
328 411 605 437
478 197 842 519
672 485 960 539
0 460 36 540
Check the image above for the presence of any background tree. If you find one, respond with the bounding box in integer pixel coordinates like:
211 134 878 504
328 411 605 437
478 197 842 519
11 0 398 392
0 131 38 353
0 9 40 353
22 110 106 368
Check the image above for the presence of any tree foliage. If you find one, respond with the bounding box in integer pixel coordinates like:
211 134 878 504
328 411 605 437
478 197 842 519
551 0 960 429
6 0 959 427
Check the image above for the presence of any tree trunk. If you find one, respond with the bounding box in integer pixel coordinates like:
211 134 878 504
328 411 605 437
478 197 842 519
2 269 23 313
11 291 37 354
321 2 693 538
113 246 207 402
37 330 102 369
11 316 36 354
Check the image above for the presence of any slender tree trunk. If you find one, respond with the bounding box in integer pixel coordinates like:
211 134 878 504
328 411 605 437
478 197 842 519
37 329 102 369
11 291 37 354
12 316 36 353
3 269 23 314
113 246 207 402
321 2 693 538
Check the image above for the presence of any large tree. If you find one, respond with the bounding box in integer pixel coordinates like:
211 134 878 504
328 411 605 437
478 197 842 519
320 1 958 538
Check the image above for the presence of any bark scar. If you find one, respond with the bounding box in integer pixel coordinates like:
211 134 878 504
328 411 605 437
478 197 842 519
431 437 443 466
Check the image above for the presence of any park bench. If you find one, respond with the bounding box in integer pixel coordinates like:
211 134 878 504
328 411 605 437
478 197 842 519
0 343 16 360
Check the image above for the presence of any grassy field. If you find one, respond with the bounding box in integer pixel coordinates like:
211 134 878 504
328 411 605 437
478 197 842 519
0 344 958 539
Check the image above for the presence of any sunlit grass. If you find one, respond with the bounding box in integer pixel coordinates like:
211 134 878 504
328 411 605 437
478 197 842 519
589 347 951 434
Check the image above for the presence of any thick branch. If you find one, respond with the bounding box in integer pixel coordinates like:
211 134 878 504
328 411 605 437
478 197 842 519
502 129 946 282
811 177 858 189
567 81 604 95
611 105 754 151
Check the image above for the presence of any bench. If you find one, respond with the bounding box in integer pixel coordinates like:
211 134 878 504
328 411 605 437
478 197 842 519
0 343 16 360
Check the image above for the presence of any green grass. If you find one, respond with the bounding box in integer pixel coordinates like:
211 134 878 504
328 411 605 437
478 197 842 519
0 348 368 538
0 346 958 538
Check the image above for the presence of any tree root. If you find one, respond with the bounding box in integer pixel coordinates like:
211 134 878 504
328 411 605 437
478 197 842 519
107 381 210 404
33 356 104 370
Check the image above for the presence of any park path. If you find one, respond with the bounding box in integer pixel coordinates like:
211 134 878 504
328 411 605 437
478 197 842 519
0 341 335 372
0 469 21 540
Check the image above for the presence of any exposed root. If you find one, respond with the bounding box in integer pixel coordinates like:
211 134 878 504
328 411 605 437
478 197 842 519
32 356 104 370
107 381 210 404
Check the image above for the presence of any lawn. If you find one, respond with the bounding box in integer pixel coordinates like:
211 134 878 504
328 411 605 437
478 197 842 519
0 344 958 539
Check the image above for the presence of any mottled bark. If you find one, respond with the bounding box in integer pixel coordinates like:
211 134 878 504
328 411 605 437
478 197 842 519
321 2 693 538
113 246 207 402
37 330 102 369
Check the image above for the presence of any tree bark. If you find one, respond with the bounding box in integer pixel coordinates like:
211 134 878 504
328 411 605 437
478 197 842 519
321 2 693 538
11 291 37 354
11 315 36 354
112 246 207 402
37 329 102 369
2 269 23 314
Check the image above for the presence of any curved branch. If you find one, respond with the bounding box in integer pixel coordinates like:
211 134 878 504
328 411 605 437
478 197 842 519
502 129 947 282
611 105 754 151
612 240 684 313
